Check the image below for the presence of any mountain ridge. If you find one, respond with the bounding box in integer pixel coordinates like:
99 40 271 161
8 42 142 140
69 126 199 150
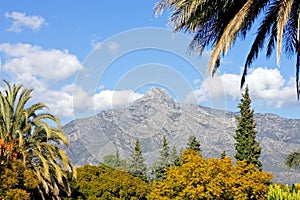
63 87 300 183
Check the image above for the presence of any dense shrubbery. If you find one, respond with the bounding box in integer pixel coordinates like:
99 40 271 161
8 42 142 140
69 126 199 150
0 159 39 200
67 148 274 200
267 184 300 200
0 81 297 200
68 164 149 199
148 149 273 200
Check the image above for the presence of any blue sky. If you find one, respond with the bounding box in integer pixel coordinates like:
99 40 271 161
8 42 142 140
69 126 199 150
0 0 299 124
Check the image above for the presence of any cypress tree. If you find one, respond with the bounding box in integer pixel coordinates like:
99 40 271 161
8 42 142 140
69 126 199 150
235 85 262 170
128 139 148 182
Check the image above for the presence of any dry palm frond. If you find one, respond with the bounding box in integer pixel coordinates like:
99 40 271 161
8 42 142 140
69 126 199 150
276 0 294 66
208 0 254 73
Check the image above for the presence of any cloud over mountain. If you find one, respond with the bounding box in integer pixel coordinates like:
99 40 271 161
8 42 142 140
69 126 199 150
188 67 298 108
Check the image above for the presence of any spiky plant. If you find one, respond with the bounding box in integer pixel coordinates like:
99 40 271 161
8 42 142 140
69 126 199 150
155 0 300 98
0 80 75 200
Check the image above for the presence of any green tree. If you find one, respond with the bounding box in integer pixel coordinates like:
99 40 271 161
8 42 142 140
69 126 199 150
151 136 175 180
235 85 262 170
169 146 180 166
0 81 75 199
128 139 148 182
285 150 300 169
187 135 202 154
155 0 300 98
70 164 150 200
103 150 127 170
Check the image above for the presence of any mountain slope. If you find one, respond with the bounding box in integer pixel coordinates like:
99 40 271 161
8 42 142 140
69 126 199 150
63 87 300 183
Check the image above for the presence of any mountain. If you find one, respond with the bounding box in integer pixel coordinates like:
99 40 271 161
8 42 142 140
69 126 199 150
63 87 300 183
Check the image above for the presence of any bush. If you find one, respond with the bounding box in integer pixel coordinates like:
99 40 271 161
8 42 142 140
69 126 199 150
267 184 300 200
69 164 149 199
148 149 273 200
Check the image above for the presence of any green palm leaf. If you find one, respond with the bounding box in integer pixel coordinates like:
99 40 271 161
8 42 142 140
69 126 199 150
155 0 300 98
0 81 75 199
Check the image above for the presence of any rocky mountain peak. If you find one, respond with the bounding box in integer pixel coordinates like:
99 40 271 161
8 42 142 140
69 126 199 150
137 87 174 103
143 87 170 99
131 87 176 110
62 86 300 184
144 87 168 97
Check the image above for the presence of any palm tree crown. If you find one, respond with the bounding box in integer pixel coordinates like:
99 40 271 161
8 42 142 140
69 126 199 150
155 0 300 98
0 80 75 200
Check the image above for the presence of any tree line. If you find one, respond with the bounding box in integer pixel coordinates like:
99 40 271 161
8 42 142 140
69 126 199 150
65 85 300 199
0 82 299 200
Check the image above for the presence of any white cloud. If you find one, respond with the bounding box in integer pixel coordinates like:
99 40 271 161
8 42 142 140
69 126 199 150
5 11 46 32
0 43 84 119
0 42 143 119
97 84 105 91
93 90 143 110
72 87 144 112
35 86 74 118
0 43 83 89
90 34 102 50
187 67 298 108
193 79 201 85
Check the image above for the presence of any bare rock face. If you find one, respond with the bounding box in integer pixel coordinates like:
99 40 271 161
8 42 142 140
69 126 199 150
63 87 300 183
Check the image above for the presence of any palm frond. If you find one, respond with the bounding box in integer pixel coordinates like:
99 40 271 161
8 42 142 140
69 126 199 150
297 51 299 99
276 0 294 66
208 0 255 73
242 1 279 88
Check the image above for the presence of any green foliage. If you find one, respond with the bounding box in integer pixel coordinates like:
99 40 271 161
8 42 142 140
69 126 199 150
0 159 39 200
187 135 202 154
103 150 127 170
151 136 179 180
148 149 273 200
235 85 262 170
0 81 75 199
267 184 300 200
128 140 148 182
285 151 300 169
70 164 150 199
170 146 180 166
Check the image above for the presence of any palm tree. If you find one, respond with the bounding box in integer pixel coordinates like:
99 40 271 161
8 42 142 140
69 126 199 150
286 151 300 169
155 0 300 98
0 80 75 199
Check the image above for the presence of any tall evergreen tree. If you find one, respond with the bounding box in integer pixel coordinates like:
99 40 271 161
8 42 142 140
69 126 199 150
187 135 202 155
235 85 262 170
151 136 172 180
128 140 148 182
169 146 180 167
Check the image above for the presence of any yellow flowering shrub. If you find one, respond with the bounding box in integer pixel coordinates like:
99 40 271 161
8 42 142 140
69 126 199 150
148 149 273 200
